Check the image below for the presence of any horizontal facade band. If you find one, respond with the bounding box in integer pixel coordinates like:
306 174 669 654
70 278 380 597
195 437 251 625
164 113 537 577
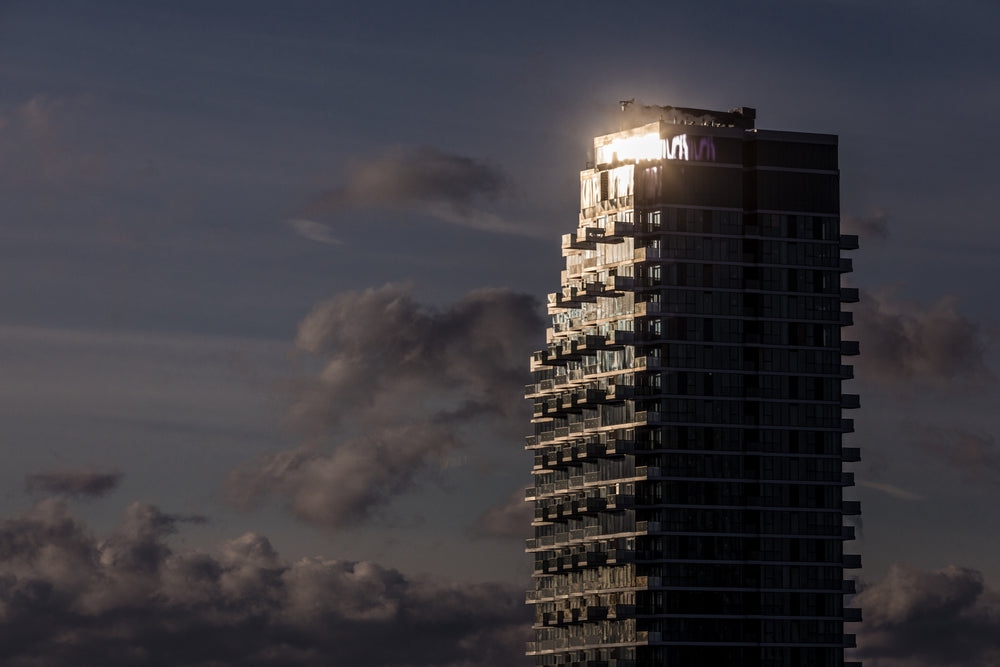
528 585 858 604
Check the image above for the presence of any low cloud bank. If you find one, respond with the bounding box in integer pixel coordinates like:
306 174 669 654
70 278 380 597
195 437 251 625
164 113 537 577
0 498 530 666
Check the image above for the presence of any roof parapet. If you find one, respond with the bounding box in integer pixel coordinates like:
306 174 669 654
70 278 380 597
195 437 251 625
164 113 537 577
618 103 756 131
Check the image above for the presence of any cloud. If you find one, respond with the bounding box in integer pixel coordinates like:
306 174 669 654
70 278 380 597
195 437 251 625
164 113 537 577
913 428 1000 485
284 218 342 245
0 499 530 666
850 289 994 388
300 145 540 236
842 208 889 240
0 94 102 189
25 469 123 498
856 479 923 501
855 563 1000 667
476 489 533 539
228 283 542 529
229 423 461 528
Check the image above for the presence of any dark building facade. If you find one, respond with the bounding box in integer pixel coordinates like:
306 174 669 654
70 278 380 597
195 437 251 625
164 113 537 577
525 105 861 667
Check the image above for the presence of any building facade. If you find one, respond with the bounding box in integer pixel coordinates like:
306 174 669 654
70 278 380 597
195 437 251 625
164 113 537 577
525 105 861 667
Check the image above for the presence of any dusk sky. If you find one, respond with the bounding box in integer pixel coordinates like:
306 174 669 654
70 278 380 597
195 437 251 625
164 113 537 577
1 2 999 665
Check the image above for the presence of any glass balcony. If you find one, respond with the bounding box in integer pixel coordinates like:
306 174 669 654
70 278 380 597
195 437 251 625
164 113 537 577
841 394 861 409
632 247 661 263
840 287 860 303
839 234 860 250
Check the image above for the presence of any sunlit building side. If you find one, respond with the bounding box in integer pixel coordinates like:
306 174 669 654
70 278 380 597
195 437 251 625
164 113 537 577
525 104 861 667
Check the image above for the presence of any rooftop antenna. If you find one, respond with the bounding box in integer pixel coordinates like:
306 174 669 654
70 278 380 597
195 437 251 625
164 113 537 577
619 98 635 111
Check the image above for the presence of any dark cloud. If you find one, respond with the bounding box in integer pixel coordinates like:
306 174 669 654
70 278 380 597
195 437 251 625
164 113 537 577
0 499 530 666
851 290 993 388
300 146 539 236
25 469 123 498
228 284 542 529
855 563 1000 667
913 428 1000 485
476 489 533 539
842 208 889 240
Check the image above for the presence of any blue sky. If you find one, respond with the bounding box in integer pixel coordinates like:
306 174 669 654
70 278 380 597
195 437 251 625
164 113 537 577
0 2 998 665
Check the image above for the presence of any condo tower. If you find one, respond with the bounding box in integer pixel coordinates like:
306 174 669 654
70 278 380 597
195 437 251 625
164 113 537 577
525 104 861 667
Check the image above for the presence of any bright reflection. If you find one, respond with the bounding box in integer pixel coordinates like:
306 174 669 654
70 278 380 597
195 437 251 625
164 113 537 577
597 133 663 163
596 133 716 164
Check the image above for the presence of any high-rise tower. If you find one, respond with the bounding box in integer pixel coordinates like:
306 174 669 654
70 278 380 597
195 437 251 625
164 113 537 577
525 105 861 667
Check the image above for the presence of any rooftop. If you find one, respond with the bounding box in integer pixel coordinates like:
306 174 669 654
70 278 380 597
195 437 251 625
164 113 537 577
617 101 756 130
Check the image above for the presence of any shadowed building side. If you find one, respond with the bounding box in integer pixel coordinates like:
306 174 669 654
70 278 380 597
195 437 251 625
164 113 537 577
525 105 861 667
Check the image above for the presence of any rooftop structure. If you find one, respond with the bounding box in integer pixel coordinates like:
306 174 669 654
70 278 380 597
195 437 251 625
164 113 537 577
525 105 861 667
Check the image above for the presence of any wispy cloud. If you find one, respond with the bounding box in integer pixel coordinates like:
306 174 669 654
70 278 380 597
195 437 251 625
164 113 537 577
0 94 103 190
26 469 123 498
284 218 342 245
298 145 542 237
856 479 923 501
842 208 889 241
912 428 1000 485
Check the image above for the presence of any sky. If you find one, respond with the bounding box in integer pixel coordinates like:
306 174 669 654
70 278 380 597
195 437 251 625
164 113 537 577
1 1 999 665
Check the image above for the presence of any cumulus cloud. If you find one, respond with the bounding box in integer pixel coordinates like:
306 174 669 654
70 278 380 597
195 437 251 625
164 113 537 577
300 145 539 236
0 499 530 666
851 289 993 388
25 469 122 498
229 423 461 528
855 563 1000 667
913 428 1000 485
228 283 542 529
476 489 533 539
842 208 889 240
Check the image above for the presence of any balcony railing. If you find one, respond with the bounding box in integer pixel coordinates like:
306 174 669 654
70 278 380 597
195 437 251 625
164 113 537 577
605 384 635 401
633 247 661 262
606 329 636 347
840 287 860 303
633 301 662 317
841 394 861 409
606 438 635 455
634 356 663 370
840 234 860 250
841 340 860 356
